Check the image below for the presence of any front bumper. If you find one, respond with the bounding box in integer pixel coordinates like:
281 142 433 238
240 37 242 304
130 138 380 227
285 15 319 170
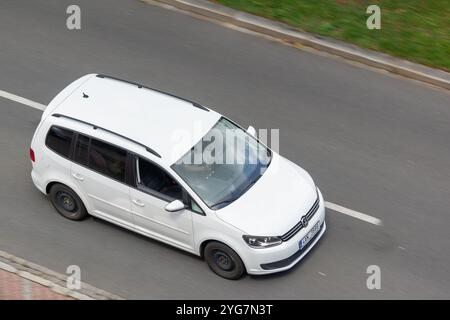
260 221 325 270
243 189 326 275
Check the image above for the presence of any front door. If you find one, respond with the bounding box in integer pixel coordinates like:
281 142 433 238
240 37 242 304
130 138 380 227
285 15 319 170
129 157 194 251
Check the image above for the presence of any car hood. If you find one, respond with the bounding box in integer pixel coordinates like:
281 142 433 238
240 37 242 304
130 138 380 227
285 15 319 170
215 153 318 236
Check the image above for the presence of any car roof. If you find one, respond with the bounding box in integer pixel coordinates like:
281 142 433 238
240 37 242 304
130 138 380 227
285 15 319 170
50 74 221 164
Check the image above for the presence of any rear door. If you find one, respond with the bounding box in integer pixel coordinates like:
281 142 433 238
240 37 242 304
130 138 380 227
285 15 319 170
70 134 134 229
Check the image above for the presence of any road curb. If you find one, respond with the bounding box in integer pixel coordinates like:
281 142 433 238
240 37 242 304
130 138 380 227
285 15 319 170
0 250 123 300
147 0 450 90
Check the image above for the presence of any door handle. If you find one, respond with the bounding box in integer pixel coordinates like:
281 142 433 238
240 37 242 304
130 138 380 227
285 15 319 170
132 199 145 207
72 173 84 181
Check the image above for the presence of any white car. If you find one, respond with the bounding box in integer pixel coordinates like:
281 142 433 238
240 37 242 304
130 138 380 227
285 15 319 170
30 74 326 279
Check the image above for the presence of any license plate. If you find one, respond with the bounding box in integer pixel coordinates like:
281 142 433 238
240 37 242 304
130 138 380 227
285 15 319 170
299 221 321 249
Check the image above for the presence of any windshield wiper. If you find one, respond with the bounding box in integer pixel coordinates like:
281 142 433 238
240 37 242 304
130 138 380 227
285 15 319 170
210 179 258 210
210 197 238 210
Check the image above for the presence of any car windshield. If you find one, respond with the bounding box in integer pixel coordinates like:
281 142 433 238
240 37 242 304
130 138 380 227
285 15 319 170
171 117 272 210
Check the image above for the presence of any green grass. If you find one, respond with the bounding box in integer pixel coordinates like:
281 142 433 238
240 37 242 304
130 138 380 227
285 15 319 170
214 0 450 71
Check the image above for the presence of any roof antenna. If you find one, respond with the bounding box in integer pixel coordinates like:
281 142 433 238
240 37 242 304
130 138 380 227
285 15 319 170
83 92 89 98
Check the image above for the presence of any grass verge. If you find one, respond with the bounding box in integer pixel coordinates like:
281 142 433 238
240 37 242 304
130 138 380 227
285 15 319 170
214 0 450 71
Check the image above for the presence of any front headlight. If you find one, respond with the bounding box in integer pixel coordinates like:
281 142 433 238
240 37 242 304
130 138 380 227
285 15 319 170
242 235 282 248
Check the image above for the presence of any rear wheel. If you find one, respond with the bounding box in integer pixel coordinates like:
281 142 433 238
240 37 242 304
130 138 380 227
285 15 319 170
204 242 246 280
49 184 88 221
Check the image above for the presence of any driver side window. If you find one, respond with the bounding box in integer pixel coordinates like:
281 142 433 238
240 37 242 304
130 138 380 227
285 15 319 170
136 157 183 201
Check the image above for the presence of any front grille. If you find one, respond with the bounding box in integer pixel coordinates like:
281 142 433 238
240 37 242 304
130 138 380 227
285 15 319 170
280 195 320 242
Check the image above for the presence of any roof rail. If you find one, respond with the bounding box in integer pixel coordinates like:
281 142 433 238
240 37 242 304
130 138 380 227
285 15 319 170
52 113 162 158
96 74 209 112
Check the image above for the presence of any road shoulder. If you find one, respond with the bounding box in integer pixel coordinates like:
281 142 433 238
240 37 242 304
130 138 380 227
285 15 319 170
145 0 450 90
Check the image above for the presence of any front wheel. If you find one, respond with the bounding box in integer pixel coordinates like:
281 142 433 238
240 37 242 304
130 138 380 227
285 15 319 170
204 242 246 280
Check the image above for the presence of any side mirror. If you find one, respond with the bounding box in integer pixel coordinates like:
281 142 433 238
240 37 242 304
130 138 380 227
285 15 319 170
165 200 186 212
247 125 257 138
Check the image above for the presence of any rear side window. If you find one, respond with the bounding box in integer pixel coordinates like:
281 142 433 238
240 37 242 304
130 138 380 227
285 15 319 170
74 134 90 166
89 139 127 182
45 127 74 158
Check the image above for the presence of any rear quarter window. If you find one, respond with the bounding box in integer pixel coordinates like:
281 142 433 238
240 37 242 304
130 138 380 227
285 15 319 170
45 127 74 158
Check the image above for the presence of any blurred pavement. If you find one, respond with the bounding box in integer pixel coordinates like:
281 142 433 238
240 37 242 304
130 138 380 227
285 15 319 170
0 269 70 300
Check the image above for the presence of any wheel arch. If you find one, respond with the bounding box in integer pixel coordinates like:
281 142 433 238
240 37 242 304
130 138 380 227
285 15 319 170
198 237 244 262
45 181 58 194
44 179 91 212
199 239 215 258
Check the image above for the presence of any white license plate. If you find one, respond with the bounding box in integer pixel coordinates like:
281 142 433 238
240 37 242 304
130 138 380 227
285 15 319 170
299 221 321 249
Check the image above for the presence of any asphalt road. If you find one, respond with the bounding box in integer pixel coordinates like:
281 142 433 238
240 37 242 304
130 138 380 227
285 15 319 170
1 0 449 299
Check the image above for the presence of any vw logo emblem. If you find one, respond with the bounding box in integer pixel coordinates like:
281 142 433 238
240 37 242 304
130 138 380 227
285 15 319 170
300 216 308 228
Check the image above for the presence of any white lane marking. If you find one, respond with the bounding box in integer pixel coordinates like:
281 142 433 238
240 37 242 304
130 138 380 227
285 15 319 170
325 201 382 226
0 89 46 110
1 89 383 227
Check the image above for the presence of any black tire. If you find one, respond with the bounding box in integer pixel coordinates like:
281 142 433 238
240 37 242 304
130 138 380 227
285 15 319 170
49 184 88 221
204 242 246 280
